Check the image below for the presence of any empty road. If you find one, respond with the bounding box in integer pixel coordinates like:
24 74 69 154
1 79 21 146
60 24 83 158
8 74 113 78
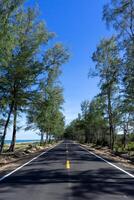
0 140 134 200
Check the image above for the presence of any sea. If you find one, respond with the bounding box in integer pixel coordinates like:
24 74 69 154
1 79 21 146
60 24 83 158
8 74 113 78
5 140 40 144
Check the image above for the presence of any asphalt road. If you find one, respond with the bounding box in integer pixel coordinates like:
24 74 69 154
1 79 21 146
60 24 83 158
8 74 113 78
0 140 134 200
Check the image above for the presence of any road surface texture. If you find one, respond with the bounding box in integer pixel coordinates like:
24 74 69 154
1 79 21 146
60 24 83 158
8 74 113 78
0 140 134 200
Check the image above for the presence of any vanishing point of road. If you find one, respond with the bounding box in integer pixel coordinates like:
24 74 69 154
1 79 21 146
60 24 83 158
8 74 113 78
0 140 134 200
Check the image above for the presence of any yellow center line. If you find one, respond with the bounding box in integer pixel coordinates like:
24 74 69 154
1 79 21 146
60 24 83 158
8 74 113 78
66 160 71 169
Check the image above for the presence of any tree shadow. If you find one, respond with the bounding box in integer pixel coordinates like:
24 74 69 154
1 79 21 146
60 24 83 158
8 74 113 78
0 142 134 200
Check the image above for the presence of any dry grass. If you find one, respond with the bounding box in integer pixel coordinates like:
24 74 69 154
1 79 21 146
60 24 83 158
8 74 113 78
82 144 134 169
0 142 55 173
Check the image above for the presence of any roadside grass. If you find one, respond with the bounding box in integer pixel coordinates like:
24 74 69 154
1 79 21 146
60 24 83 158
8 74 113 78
0 141 57 168
3 142 42 153
2 140 56 153
84 141 134 163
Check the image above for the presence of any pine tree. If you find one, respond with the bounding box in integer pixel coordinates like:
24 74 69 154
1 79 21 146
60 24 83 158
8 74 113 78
92 37 121 149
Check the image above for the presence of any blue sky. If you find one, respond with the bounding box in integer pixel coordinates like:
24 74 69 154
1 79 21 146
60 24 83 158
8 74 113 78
36 0 111 124
7 0 113 140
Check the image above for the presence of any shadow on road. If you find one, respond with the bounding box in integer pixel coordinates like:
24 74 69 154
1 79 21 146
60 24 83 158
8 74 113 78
0 142 134 200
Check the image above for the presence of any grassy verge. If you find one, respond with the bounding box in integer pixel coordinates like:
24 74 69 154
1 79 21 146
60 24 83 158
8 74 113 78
81 143 134 169
0 141 56 170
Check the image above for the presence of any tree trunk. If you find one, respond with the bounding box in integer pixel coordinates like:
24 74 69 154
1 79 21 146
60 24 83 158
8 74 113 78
102 128 106 146
111 125 114 150
107 88 114 150
40 133 44 145
48 134 51 143
45 132 49 143
84 129 89 143
8 104 17 152
123 123 128 149
0 102 14 153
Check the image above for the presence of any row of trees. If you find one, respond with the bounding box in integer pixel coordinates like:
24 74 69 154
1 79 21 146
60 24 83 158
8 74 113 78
65 0 134 150
0 1 69 153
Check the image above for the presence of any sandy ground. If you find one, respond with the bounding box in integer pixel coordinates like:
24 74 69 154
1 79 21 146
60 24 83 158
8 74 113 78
0 143 55 176
0 142 133 177
81 144 134 170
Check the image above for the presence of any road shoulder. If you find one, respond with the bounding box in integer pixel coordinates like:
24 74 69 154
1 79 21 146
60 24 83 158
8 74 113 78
0 143 56 179
80 143 134 176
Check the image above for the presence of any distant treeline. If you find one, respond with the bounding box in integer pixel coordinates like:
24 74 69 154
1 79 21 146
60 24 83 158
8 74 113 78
65 0 134 152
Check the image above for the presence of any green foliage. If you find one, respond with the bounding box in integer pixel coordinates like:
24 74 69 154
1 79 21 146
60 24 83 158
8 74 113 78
26 44 69 144
64 95 109 145
126 142 134 152
65 0 134 154
103 0 134 41
0 1 69 152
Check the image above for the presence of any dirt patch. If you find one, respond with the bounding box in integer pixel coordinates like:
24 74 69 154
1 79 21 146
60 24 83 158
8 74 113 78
81 144 134 170
0 143 55 176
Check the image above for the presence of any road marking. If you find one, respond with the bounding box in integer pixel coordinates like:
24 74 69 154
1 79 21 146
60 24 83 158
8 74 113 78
80 145 134 178
0 143 60 182
66 160 71 169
